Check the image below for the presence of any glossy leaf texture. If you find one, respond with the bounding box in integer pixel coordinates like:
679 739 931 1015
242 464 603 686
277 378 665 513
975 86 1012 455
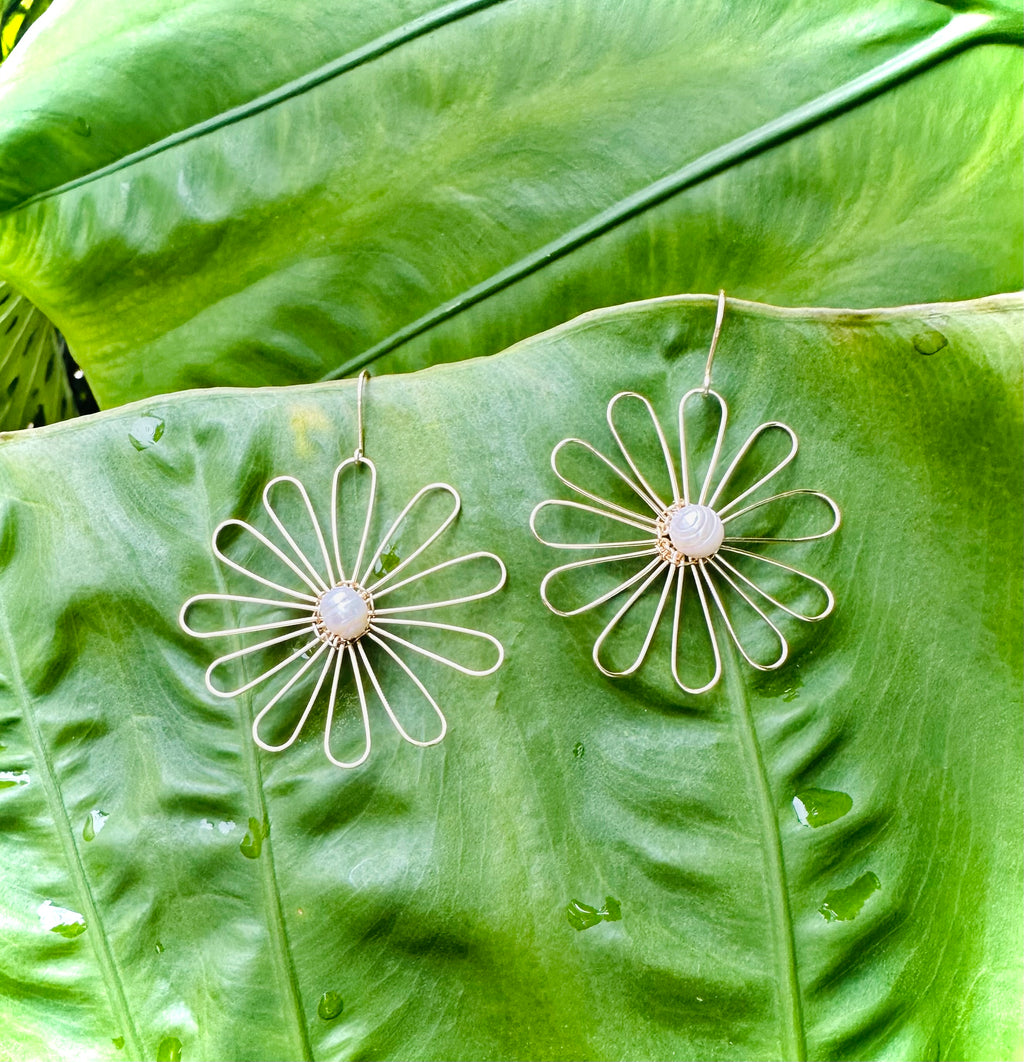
0 0 1020 406
0 294 1019 1061
0 278 73 429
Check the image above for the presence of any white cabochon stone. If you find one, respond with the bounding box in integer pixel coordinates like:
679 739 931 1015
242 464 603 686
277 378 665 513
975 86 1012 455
320 585 370 641
668 504 725 558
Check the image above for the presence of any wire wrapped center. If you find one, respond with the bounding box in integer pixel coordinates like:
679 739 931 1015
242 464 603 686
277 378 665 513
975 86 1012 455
656 503 724 564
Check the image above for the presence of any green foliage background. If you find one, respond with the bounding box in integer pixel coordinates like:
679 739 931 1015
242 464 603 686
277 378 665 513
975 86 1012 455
0 1 1020 1060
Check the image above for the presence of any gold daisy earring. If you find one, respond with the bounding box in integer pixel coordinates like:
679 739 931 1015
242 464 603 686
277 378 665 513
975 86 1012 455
530 292 839 694
181 372 506 767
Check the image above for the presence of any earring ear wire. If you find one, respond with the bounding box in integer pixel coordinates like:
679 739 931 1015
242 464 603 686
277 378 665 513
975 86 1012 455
701 289 727 395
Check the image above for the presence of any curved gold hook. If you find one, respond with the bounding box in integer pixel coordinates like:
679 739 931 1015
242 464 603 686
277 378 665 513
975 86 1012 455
355 369 369 459
702 290 727 395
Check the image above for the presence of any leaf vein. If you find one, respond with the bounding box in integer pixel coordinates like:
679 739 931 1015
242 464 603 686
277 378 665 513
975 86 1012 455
0 0 513 218
0 599 145 1058
316 11 997 381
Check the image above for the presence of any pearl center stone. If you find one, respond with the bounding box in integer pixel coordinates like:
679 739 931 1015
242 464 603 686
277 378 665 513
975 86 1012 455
319 585 371 641
668 503 725 558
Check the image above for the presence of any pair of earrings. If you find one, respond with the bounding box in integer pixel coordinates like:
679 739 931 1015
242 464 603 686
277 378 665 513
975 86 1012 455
180 294 840 769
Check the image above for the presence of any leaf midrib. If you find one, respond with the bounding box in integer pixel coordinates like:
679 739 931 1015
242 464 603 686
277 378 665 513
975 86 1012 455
722 641 805 1060
204 480 314 1060
0 0 512 218
0 598 145 1058
320 10 998 380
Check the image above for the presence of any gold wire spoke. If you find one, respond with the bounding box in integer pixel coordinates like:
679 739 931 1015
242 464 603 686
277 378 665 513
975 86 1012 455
678 387 729 506
698 561 789 671
184 610 314 641
592 561 674 677
263 474 336 590
529 498 657 547
178 593 316 638
205 628 322 698
670 564 722 695
539 549 662 617
372 551 507 612
330 455 377 585
722 488 841 543
361 482 461 591
606 390 679 512
324 646 373 769
359 637 448 748
551 437 662 524
717 546 837 621
212 519 321 602
370 619 505 676
251 643 335 753
709 421 799 516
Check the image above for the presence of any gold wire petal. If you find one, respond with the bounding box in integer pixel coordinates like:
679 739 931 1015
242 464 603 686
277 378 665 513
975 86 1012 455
678 387 728 507
540 550 662 618
253 643 335 753
716 546 836 621
593 561 674 677
263 475 336 590
606 390 680 511
699 562 789 671
670 564 722 694
709 422 798 515
324 646 372 769
721 488 841 543
360 636 448 748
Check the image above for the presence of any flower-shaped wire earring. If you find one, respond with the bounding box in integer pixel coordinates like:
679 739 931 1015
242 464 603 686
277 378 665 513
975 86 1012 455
181 373 506 767
530 293 840 694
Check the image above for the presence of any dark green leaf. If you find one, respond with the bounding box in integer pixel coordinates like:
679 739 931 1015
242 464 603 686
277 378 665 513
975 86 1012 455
0 279 73 430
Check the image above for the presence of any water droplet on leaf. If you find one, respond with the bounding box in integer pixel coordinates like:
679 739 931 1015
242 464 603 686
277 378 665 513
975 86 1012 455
793 789 853 828
239 816 269 859
572 742 585 759
317 990 344 1021
155 941 164 954
156 1036 182 1062
82 809 109 841
819 872 880 922
912 329 948 356
37 900 86 938
128 415 165 451
566 896 621 931
372 546 401 579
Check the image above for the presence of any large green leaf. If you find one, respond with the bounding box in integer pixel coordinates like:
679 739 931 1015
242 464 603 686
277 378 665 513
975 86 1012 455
0 0 1019 406
0 294 1019 1061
